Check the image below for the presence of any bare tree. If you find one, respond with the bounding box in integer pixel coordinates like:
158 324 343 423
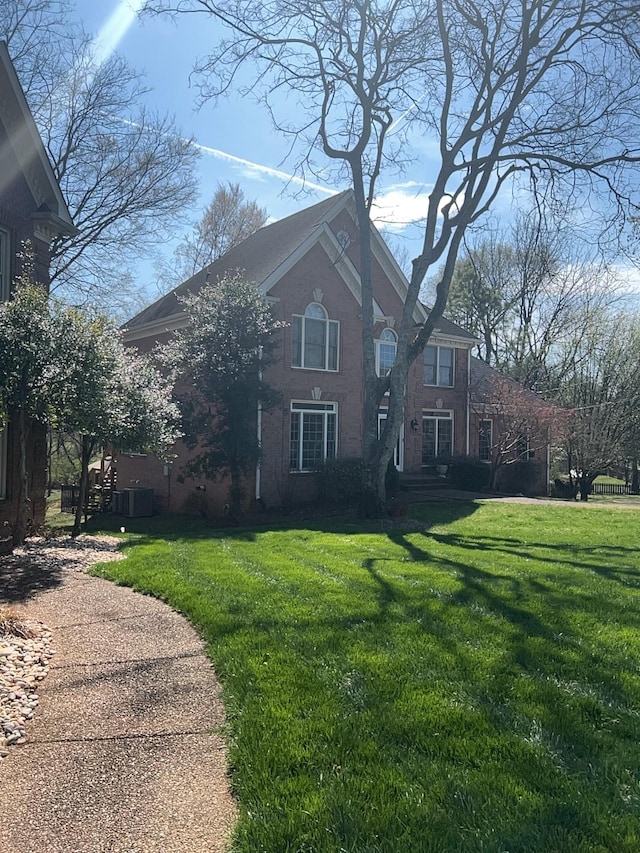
173 182 268 281
448 211 624 390
555 312 640 500
146 0 640 513
2 0 199 312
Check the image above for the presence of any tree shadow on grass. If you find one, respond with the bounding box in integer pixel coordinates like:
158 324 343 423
90 503 640 851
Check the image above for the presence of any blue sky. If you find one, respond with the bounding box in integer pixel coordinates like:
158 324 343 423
68 0 441 295
68 0 640 303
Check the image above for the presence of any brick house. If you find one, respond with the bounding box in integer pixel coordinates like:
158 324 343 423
118 191 546 514
469 355 551 494
0 42 76 542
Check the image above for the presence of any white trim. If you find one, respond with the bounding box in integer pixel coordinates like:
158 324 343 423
291 303 340 372
478 418 493 462
422 409 454 461
466 348 471 454
423 345 455 387
121 313 189 342
375 327 397 377
289 400 338 472
377 411 404 472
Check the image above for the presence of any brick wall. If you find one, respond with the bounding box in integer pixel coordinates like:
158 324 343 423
118 208 476 514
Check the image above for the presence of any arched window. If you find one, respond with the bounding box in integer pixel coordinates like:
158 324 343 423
375 327 397 377
292 302 339 371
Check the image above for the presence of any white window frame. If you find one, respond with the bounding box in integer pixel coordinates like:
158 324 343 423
291 303 339 372
478 419 493 462
377 411 403 471
516 433 531 460
422 409 454 463
290 401 337 472
375 327 397 377
423 345 455 387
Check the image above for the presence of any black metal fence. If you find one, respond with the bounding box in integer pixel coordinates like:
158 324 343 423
60 485 80 513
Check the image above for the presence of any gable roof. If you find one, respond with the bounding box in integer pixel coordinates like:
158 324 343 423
420 306 478 345
0 42 76 239
124 189 477 347
469 355 548 406
125 191 351 335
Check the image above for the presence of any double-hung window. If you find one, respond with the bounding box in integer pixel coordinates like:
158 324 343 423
0 229 9 499
375 328 397 377
290 401 337 471
292 303 339 371
478 419 493 462
516 433 531 460
423 345 454 387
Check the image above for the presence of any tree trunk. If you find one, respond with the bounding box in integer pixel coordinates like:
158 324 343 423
578 475 591 501
632 459 639 495
13 409 31 546
72 435 93 538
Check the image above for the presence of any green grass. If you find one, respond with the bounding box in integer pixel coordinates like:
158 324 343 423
90 502 640 852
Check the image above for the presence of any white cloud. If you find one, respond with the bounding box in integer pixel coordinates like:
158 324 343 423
370 184 432 232
611 264 640 294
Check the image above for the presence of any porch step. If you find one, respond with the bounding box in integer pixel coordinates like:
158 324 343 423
400 473 453 492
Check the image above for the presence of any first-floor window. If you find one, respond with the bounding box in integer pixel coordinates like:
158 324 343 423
516 433 531 459
422 410 453 463
290 401 337 471
0 428 6 499
478 419 493 462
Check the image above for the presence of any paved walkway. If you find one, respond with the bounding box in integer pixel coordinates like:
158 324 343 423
0 553 237 853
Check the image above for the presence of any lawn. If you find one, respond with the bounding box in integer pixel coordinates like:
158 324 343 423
91 502 640 852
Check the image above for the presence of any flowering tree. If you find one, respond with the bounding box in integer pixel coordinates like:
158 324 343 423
471 369 568 493
0 275 180 545
54 309 181 536
0 281 54 544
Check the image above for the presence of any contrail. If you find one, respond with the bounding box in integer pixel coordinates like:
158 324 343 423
195 142 337 196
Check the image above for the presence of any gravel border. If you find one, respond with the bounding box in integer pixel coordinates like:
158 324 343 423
0 535 125 758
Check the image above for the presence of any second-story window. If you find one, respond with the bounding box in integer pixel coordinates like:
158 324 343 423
292 302 339 371
375 327 397 377
423 345 454 387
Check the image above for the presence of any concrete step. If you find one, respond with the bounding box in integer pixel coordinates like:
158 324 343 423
400 474 452 492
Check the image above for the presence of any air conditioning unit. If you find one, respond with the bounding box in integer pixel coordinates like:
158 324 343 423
111 491 126 514
123 487 154 517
